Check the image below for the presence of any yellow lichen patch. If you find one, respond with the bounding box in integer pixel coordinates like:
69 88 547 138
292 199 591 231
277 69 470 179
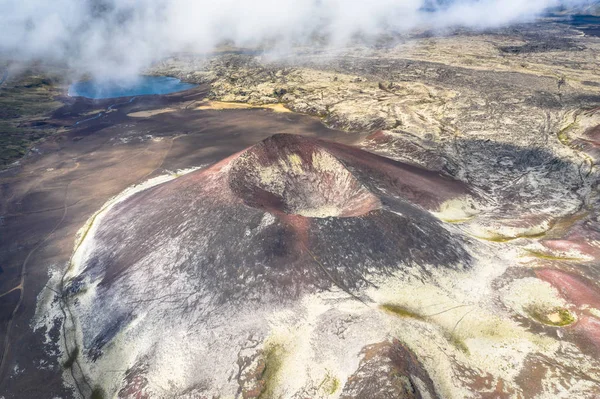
445 331 470 354
318 370 340 396
252 152 305 189
370 269 569 394
257 165 279 187
454 311 558 364
558 109 600 147
311 151 341 174
258 342 287 399
442 216 478 224
196 101 292 113
522 249 587 262
501 277 578 329
470 211 589 244
80 108 106 116
471 229 548 243
380 304 471 353
258 295 347 399
546 211 589 238
527 306 576 327
466 216 555 242
127 108 176 118
511 230 549 240
433 197 480 224
558 121 577 145
380 304 426 321
470 233 517 243
286 153 304 175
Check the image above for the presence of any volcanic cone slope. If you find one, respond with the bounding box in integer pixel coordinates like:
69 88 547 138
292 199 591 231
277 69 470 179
74 134 472 299
65 134 474 397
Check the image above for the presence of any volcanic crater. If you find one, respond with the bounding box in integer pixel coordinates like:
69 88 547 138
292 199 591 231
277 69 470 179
229 134 382 218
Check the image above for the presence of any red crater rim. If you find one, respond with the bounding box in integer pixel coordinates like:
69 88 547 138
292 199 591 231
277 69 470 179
228 134 381 218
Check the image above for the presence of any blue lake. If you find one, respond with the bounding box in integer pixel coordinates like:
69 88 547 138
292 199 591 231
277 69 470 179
68 76 197 99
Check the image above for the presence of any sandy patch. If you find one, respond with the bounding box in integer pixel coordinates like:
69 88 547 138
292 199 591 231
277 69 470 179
127 108 177 118
196 101 292 113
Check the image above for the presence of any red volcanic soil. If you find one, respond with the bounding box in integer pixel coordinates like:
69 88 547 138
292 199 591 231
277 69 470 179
321 137 470 210
365 130 388 143
540 238 600 259
584 125 600 143
118 363 150 399
535 268 600 355
575 316 600 354
535 269 600 310
340 339 439 399
572 124 600 160
537 211 600 260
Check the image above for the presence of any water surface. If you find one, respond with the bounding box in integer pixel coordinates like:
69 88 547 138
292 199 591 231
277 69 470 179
69 76 197 99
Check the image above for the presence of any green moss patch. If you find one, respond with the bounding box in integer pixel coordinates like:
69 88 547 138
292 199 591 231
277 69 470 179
523 249 584 262
0 71 64 167
380 304 471 354
446 332 470 354
318 371 340 395
558 122 575 145
379 304 425 321
258 343 286 399
528 306 576 327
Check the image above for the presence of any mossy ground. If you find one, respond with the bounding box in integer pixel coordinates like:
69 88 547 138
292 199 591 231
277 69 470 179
558 122 576 145
258 343 285 399
318 371 340 395
528 306 576 327
380 304 470 353
523 249 584 262
473 229 548 243
0 70 64 167
446 332 470 354
380 304 426 321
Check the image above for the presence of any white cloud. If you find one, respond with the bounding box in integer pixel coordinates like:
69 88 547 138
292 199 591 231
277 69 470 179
0 0 592 78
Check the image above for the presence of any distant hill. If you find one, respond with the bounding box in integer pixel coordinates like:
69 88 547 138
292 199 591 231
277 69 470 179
551 1 600 16
422 0 600 16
